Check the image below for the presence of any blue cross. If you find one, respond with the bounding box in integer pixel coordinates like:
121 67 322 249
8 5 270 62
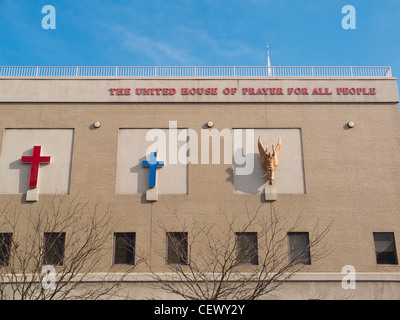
142 152 164 188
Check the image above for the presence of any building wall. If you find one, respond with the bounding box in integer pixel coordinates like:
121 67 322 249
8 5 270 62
0 77 399 299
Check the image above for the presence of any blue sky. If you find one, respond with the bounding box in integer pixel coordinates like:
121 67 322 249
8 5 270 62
0 0 399 80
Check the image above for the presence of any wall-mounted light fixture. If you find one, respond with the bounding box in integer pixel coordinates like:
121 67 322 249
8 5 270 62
206 121 214 128
93 121 101 128
348 121 355 128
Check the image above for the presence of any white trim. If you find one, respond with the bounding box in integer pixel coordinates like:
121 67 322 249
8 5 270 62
3 272 400 283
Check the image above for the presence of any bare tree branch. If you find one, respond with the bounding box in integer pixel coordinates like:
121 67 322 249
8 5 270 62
149 203 332 300
0 195 140 300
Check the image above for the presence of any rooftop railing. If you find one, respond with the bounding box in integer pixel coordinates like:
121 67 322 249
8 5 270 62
0 66 393 78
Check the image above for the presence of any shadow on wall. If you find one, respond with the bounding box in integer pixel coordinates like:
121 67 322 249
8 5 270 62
130 156 149 194
230 152 268 194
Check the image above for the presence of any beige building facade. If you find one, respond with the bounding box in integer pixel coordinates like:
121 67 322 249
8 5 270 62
0 67 399 299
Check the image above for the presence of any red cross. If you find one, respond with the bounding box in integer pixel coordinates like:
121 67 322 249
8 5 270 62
21 146 51 188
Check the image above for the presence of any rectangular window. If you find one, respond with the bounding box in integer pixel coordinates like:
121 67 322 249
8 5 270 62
43 233 65 266
288 232 311 265
114 233 136 265
0 233 12 267
236 232 258 265
373 233 398 265
167 232 188 265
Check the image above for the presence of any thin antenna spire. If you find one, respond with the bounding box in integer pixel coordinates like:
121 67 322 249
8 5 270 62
267 43 272 76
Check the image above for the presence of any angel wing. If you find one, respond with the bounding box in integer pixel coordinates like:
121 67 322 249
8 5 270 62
274 137 282 154
257 137 267 159
272 137 282 168
258 137 269 171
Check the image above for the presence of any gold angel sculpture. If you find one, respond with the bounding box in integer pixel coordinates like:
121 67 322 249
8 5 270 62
258 137 282 185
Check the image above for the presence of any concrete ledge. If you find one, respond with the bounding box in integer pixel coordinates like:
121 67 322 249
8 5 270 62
264 185 277 201
26 188 39 202
17 272 399 283
146 187 158 202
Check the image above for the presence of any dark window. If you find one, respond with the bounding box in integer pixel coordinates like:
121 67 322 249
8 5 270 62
373 233 398 265
288 232 311 265
43 233 65 266
0 233 12 267
236 232 258 265
114 233 136 265
167 232 188 265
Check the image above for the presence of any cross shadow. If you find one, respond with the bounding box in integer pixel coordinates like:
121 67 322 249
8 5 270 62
130 156 149 194
9 158 30 194
8 148 37 194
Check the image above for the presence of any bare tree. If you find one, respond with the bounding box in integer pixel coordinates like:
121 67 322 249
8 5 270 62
149 203 332 300
0 195 139 300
